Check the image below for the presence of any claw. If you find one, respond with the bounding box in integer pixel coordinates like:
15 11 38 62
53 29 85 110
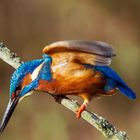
76 101 88 118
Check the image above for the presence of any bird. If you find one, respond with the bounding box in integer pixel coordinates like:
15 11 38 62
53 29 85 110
0 40 136 132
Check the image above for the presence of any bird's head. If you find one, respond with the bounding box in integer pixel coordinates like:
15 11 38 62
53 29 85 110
0 54 52 132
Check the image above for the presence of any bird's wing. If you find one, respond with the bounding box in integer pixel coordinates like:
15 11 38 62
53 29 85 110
37 61 52 81
19 79 39 96
43 40 116 66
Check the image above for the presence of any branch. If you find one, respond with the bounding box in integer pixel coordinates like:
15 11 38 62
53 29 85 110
0 42 129 140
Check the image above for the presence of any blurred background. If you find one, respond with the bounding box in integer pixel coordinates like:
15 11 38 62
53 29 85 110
0 0 140 140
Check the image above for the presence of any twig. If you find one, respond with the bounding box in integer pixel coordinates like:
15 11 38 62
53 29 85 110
0 42 129 140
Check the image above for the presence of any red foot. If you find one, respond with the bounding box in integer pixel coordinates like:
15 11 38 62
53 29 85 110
76 104 87 118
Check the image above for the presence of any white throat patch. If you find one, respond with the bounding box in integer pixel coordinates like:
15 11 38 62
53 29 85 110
31 63 44 80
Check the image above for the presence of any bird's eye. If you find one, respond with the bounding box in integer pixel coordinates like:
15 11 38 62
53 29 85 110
16 85 21 91
15 85 21 95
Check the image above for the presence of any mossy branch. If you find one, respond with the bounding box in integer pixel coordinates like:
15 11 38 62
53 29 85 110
0 42 128 140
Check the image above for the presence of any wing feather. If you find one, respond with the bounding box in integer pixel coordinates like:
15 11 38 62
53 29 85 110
43 40 116 66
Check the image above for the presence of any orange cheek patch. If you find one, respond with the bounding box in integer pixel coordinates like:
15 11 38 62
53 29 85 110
21 73 32 89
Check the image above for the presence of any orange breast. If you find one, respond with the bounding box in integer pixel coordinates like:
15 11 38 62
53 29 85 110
37 61 107 98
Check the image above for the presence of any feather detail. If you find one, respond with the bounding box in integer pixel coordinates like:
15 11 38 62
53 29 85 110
117 86 136 99
43 62 106 95
10 59 44 96
21 73 32 89
43 40 116 66
93 66 136 99
43 40 116 57
49 51 112 68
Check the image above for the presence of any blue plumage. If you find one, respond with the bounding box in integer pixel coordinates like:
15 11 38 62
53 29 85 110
84 64 136 99
19 55 52 96
38 55 52 81
10 54 53 97
10 59 44 96
93 66 136 99
19 79 39 97
104 79 115 92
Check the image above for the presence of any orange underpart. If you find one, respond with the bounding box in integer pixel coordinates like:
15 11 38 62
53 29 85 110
37 80 50 91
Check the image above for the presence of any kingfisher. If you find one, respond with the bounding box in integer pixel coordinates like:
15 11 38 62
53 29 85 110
0 40 136 132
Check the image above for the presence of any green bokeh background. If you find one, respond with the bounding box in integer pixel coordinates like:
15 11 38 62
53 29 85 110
0 0 139 140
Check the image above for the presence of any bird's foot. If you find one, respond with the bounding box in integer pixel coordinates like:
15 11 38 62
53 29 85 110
76 102 87 118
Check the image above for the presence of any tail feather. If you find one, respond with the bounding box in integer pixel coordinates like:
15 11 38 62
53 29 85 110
93 66 136 99
117 85 136 99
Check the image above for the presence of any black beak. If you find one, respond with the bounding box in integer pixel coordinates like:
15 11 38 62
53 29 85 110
0 97 20 133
